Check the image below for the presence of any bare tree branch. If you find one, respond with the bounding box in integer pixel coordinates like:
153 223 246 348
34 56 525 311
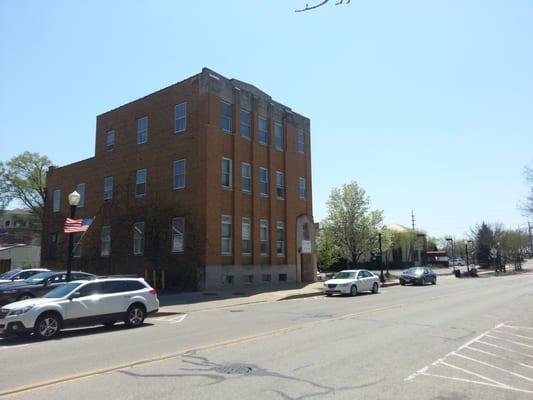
295 0 350 13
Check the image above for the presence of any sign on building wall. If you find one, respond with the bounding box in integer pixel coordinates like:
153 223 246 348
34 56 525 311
301 240 312 254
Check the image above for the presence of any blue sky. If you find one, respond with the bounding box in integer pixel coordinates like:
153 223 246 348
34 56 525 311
1 0 532 239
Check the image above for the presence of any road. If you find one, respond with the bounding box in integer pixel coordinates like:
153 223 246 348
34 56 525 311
1 270 533 399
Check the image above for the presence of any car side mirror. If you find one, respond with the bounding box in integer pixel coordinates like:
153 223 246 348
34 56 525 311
69 292 81 300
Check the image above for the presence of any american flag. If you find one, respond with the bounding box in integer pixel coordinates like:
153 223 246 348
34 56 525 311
64 218 93 233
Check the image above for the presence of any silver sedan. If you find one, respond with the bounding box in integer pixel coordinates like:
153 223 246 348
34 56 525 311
322 269 380 297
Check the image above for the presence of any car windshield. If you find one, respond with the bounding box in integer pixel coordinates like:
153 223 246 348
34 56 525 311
406 268 424 275
0 269 22 280
334 272 356 279
23 271 56 283
44 283 82 298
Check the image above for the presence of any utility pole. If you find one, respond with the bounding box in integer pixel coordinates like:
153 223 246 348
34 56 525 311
379 232 384 283
411 210 415 231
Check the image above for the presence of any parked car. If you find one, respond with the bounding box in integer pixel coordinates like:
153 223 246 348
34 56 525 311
400 267 437 286
0 271 95 306
0 268 50 284
450 258 465 266
0 277 159 339
322 269 380 296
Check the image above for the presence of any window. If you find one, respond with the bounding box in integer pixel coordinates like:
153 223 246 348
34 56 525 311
136 169 147 197
106 131 115 151
276 172 285 199
220 101 232 133
242 218 251 255
258 116 268 145
303 222 310 241
133 222 145 256
221 215 232 255
279 273 287 282
299 177 306 200
240 109 251 139
73 232 82 258
173 159 186 189
103 177 113 201
174 102 187 133
53 189 60 212
49 232 57 259
259 167 268 196
221 158 232 188
137 116 148 144
76 183 85 208
274 122 283 151
101 226 111 257
276 222 285 256
171 217 184 253
298 130 305 153
260 219 269 255
241 163 251 193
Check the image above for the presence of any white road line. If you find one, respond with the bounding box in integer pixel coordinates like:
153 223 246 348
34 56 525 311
451 353 533 382
493 329 533 341
486 334 533 349
439 360 506 386
153 314 188 323
502 325 533 331
477 340 533 358
465 345 533 369
419 372 533 395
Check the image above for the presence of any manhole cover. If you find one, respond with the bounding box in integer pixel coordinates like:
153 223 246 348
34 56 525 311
215 364 254 375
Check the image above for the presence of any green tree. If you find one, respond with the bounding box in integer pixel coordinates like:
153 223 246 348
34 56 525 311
0 161 12 217
322 182 384 267
473 222 495 267
1 152 54 224
316 228 339 270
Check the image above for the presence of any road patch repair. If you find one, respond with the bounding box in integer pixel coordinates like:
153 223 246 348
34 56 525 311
405 322 533 394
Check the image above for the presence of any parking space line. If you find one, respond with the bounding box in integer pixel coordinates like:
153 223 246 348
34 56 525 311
485 334 533 349
477 340 533 358
493 329 533 341
451 353 533 382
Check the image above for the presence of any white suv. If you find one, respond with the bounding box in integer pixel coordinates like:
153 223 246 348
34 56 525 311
0 277 159 340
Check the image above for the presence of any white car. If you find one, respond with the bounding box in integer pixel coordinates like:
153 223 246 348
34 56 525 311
323 269 380 296
0 277 159 340
0 268 50 284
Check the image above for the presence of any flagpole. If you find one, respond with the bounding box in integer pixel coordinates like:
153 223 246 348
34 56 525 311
70 217 95 256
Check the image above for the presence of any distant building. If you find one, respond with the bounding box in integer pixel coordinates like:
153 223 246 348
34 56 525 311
0 244 41 272
42 68 316 290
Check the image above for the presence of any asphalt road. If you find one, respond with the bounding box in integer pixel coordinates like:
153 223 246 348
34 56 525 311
1 270 533 400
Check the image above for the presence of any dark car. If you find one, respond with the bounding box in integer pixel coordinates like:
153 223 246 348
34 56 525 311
0 268 50 284
400 267 437 286
0 271 95 306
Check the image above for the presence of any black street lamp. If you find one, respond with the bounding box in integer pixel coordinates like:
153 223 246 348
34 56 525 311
66 190 81 282
446 237 455 271
379 232 384 283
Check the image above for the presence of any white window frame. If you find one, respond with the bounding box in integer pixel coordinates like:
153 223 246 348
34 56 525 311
101 226 111 257
135 169 147 197
137 116 148 144
174 102 187 133
103 176 113 201
260 219 269 256
76 183 85 208
221 158 232 189
221 215 232 255
220 101 232 133
258 116 268 145
171 217 185 253
53 189 61 212
299 177 306 200
240 109 251 139
173 159 186 190
275 171 285 199
133 222 145 256
106 130 115 151
276 221 285 256
242 217 252 255
274 122 283 151
298 130 305 154
259 167 269 196
241 162 251 193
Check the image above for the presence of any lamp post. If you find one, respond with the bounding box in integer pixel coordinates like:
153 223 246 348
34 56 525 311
379 232 384 283
66 190 81 282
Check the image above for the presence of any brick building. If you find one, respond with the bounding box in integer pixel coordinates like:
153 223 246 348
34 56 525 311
42 68 316 290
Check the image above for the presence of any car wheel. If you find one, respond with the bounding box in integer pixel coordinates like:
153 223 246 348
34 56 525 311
17 293 34 301
124 304 146 328
400 282 405 286
372 282 379 294
34 312 61 340
350 285 358 297
432 278 437 285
